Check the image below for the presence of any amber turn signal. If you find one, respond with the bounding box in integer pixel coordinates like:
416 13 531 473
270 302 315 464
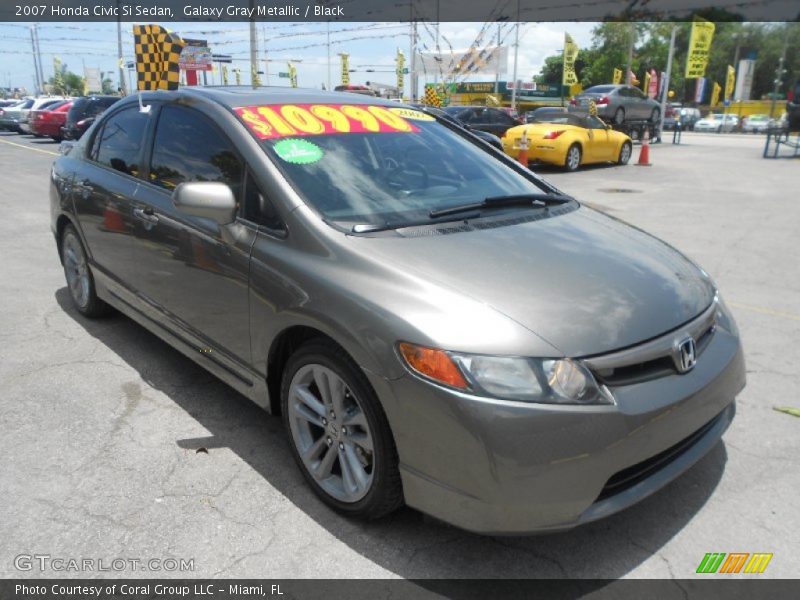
398 342 469 390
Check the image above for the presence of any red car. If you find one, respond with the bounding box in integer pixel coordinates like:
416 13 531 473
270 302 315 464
29 101 72 141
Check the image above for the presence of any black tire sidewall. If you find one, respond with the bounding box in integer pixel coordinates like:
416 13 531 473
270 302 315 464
280 340 401 517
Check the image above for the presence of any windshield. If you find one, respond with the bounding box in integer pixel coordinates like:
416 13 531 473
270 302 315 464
235 103 549 228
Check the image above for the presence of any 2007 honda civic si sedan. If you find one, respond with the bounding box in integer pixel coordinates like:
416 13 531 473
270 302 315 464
50 88 745 534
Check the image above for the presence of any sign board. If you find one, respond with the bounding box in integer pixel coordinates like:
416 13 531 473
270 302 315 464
211 54 233 64
414 46 508 76
180 38 213 71
279 72 290 78
83 67 102 93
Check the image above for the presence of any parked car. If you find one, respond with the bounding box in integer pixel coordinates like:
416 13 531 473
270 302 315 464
678 107 702 130
742 114 775 133
409 103 503 150
569 84 661 125
442 105 522 137
694 113 738 133
524 106 567 124
30 100 72 141
333 84 378 97
788 80 800 132
0 98 33 132
19 97 68 134
502 113 632 171
51 87 744 534
62 95 121 140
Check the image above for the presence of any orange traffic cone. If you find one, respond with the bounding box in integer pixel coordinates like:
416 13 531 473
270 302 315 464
636 129 652 166
517 130 529 166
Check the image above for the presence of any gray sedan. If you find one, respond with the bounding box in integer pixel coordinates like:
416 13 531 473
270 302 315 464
569 84 662 125
50 87 744 534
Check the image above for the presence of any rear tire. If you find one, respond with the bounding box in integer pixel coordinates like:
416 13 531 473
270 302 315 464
650 108 660 123
618 141 632 165
60 224 112 318
564 144 582 171
281 339 403 519
613 107 625 125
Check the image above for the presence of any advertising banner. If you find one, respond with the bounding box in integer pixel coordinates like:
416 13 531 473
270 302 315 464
414 46 508 77
694 77 706 103
179 38 212 71
83 66 102 93
725 65 735 101
686 19 715 78
562 33 579 86
734 58 755 101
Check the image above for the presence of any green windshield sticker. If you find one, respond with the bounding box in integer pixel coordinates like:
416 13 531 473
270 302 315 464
273 138 324 164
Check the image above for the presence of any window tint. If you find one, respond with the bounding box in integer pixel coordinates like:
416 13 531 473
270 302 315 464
490 109 514 125
243 170 284 231
629 87 646 99
149 105 243 194
93 107 149 177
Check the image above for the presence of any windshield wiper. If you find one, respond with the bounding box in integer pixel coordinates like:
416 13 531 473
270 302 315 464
429 193 573 218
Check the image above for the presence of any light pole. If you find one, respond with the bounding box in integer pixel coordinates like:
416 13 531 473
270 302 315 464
657 26 677 141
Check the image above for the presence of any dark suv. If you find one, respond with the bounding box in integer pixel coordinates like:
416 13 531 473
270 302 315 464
62 95 120 140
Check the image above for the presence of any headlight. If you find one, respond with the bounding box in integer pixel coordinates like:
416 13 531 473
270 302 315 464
714 292 739 337
398 342 613 405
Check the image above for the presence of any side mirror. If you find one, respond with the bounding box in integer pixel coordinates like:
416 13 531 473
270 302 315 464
172 182 237 226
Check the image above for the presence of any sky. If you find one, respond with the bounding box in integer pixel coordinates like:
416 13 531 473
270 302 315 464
0 21 596 95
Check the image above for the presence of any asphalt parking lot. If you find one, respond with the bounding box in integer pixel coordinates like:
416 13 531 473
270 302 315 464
0 130 798 580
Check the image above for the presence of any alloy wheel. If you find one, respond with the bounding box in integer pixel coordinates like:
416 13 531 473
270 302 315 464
63 233 90 309
567 146 581 170
287 364 375 503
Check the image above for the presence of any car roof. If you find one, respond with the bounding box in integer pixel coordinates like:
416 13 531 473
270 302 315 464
121 86 405 110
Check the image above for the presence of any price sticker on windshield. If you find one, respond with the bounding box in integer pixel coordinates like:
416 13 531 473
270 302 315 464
234 104 419 140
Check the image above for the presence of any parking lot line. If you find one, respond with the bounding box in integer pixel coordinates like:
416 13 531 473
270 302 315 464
729 301 800 322
0 137 59 156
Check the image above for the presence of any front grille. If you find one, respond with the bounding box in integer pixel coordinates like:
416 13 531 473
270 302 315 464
584 302 718 387
595 410 723 502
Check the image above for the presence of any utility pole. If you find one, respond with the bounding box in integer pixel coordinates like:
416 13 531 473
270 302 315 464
249 2 258 88
409 19 418 101
29 25 41 94
769 27 789 119
116 1 127 95
326 21 331 90
494 23 501 94
657 26 677 141
625 23 635 85
33 24 45 94
510 2 520 112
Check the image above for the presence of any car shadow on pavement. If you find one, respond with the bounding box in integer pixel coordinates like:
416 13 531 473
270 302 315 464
56 287 727 579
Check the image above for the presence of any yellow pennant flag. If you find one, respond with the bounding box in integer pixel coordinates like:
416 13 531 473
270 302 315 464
686 19 715 78
562 33 579 86
642 70 651 94
725 65 735 101
395 49 405 96
711 81 721 106
612 68 622 85
221 65 228 85
288 62 298 88
340 52 350 86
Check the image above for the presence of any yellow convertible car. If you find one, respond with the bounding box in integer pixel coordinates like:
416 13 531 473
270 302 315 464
501 113 633 171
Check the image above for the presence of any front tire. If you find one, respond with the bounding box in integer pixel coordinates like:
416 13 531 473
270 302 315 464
60 224 111 318
564 144 582 171
618 141 632 165
281 339 403 519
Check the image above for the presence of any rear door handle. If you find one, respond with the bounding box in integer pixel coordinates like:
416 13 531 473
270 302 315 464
133 207 159 225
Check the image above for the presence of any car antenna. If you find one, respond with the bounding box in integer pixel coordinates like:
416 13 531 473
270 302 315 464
137 91 151 114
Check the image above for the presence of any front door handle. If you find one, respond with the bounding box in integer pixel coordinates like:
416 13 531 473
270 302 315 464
133 207 159 225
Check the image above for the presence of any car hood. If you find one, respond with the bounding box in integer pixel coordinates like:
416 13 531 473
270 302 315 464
348 207 715 357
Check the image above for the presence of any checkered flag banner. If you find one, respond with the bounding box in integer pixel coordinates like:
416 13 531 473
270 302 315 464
133 24 184 91
423 84 442 107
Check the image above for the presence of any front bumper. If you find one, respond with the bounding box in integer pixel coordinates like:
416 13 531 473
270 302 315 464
371 326 744 534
